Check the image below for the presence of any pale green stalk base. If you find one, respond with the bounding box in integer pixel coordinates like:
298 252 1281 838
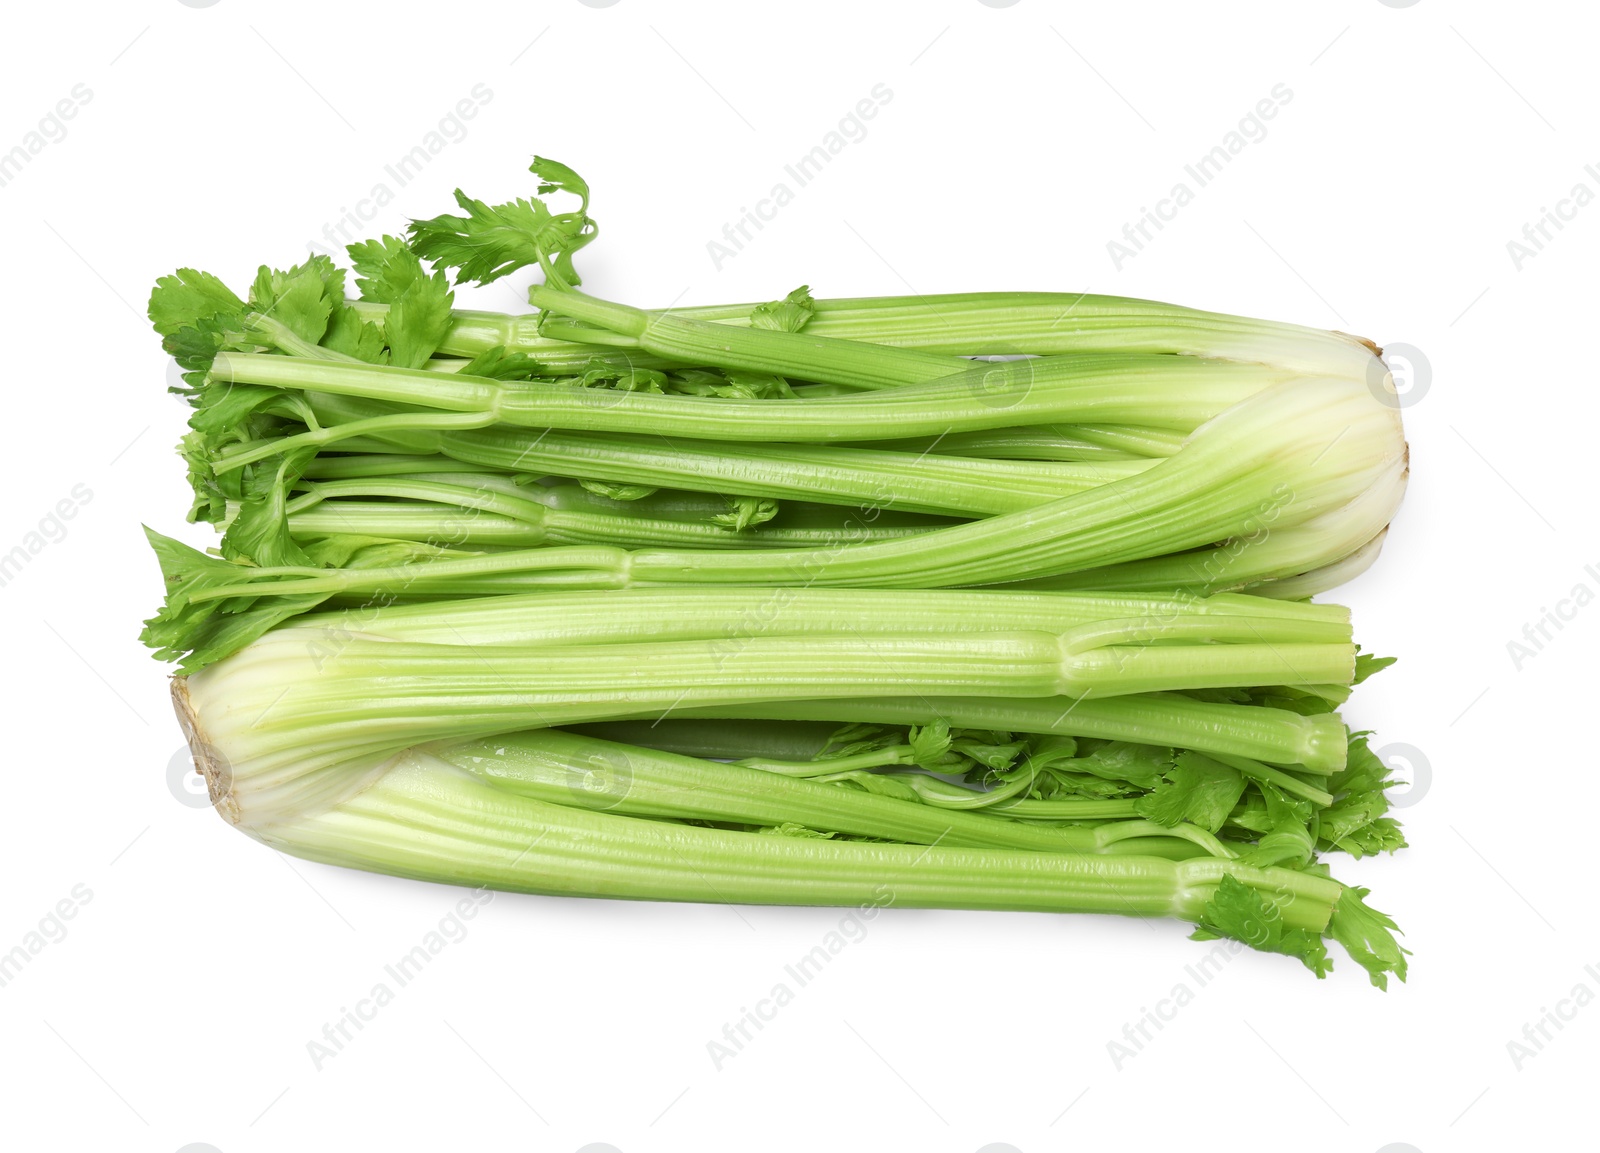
244 747 1341 931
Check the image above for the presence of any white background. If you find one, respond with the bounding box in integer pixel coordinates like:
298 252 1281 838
1 1 1594 1150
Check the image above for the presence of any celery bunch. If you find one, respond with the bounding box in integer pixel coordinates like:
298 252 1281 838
144 156 1412 985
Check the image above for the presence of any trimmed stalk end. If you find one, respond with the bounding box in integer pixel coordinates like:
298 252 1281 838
170 675 240 825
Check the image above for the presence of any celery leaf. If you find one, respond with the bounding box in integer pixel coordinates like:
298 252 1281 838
1136 751 1246 832
1190 874 1332 977
750 285 815 333
1327 885 1409 989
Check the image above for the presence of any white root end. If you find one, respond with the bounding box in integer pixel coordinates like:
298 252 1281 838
170 676 240 825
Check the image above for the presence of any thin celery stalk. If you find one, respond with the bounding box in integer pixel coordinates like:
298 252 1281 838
663 694 1349 773
349 290 1377 382
298 395 1158 518
210 349 1286 458
849 424 1186 461
284 503 549 547
284 499 946 550
528 287 1378 389
433 728 1231 857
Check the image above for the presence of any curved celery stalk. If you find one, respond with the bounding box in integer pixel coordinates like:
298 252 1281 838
1245 528 1391 600
611 377 1402 589
244 748 1343 930
1005 456 1408 595
212 739 1405 982
174 675 1399 981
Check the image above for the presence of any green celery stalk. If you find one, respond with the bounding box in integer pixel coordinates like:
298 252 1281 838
284 503 548 548
156 559 1354 673
170 619 1353 825
247 747 1345 930
570 717 846 762
283 495 950 550
281 585 1351 649
345 289 1379 381
1002 457 1408 595
419 427 1156 519
193 375 1401 598
849 424 1187 460
294 397 1160 519
528 287 1383 388
433 728 1233 858
209 349 1285 465
661 694 1349 773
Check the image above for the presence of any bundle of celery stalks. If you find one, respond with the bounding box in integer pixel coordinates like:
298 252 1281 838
145 157 1411 984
